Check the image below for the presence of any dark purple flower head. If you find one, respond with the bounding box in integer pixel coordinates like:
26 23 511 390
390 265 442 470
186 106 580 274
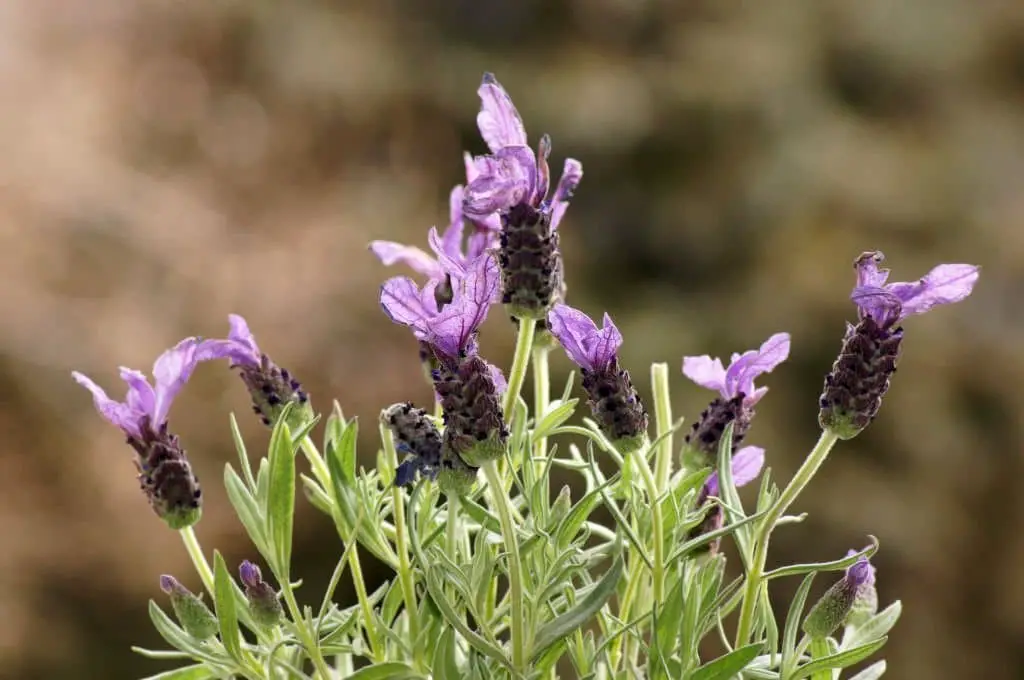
700 446 765 501
463 73 583 228
198 315 311 429
73 337 206 439
682 332 791 409
547 303 622 372
370 163 501 283
380 251 500 359
851 251 979 328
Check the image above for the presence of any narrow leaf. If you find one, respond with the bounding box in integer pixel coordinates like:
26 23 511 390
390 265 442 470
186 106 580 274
848 660 887 680
266 420 297 578
531 552 624 662
792 638 888 680
139 666 217 680
224 464 268 556
689 643 762 680
781 573 817 677
343 661 425 679
533 399 579 441
212 551 242 663
843 601 902 649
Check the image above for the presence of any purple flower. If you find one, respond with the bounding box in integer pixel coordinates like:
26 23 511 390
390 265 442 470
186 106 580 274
682 332 791 408
803 548 879 638
547 303 622 372
463 73 583 227
239 559 283 627
380 251 500 359
73 338 206 440
198 315 311 429
701 446 766 500
851 251 979 327
370 162 501 283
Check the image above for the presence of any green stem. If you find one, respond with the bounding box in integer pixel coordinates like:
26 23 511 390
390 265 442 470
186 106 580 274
734 429 841 646
279 585 333 680
482 460 527 670
299 435 332 494
503 317 537 422
651 363 674 490
632 444 665 610
809 637 833 680
381 425 423 669
179 526 214 597
532 344 551 516
608 547 643 671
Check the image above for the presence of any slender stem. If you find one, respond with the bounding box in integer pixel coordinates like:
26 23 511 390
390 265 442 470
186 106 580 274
279 585 333 680
651 363 674 490
734 429 841 646
608 546 643 671
809 637 833 680
179 526 214 597
348 544 385 662
482 460 526 670
446 495 461 562
381 425 423 669
503 317 537 422
299 435 332 493
632 445 665 609
532 344 552 516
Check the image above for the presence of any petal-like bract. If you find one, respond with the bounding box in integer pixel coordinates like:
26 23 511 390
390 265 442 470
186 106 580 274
703 445 765 497
548 304 622 372
476 73 528 152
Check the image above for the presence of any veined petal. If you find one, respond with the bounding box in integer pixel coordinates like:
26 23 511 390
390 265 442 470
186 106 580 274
889 263 979 318
487 362 508 394
426 253 499 357
579 313 623 372
441 185 468 260
477 73 528 152
549 158 583 231
463 148 536 217
703 445 765 497
851 285 902 326
548 303 599 370
72 371 143 438
682 355 727 394
854 251 890 288
428 227 467 279
369 241 444 281
724 333 790 402
151 337 203 426
380 276 434 336
118 368 156 420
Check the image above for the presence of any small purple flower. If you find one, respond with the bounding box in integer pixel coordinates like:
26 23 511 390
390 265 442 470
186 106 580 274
380 251 500 360
682 332 791 408
688 446 765 555
198 315 312 429
820 252 980 438
803 548 879 638
851 251 979 328
681 333 790 469
547 304 648 451
73 339 206 529
370 165 501 286
159 575 218 639
239 560 283 627
73 338 205 440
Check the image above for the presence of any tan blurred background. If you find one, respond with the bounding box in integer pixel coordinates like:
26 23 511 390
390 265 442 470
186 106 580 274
1 0 1021 677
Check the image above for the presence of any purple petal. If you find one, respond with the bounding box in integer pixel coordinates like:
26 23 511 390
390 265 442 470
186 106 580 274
723 333 790 404
425 253 499 357
888 263 979 318
464 151 481 183
548 304 600 370
534 134 552 207
118 368 156 420
379 276 435 337
465 228 498 262
428 227 467 278
581 313 623 372
681 355 727 394
72 371 143 437
845 549 876 587
549 158 583 231
369 241 444 281
151 337 203 426
704 445 765 497
487 362 508 394
851 285 902 326
476 73 528 152
226 314 261 364
854 251 890 288
463 148 536 218
441 185 468 258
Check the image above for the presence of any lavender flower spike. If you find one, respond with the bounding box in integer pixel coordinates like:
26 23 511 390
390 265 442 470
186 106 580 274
465 73 583 319
380 253 508 467
548 304 648 452
198 314 312 430
803 548 878 639
820 251 979 439
681 332 790 469
688 446 766 555
72 338 205 529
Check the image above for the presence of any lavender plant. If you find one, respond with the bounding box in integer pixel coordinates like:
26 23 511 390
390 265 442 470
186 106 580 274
73 73 980 680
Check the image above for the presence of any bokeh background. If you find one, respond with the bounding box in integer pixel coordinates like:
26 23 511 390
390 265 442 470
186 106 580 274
1 0 1021 677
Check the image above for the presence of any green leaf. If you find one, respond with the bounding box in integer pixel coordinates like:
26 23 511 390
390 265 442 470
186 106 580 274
781 573 817 677
431 626 462 680
848 660 887 680
533 399 579 441
843 601 902 649
555 479 611 550
792 638 888 680
689 643 762 680
212 552 242 663
224 464 268 556
332 413 358 487
266 420 297 577
651 575 685 666
138 665 218 680
531 552 624 663
766 538 880 581
146 601 227 667
343 661 426 680
326 419 360 535
229 413 256 492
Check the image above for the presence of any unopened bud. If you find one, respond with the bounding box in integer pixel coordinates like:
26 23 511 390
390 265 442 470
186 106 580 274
239 560 283 628
131 422 202 530
159 575 218 640
803 554 877 639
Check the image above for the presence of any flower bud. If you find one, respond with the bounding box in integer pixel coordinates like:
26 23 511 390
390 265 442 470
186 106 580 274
383 402 443 487
803 554 877 639
237 355 314 431
159 575 218 640
433 355 508 467
131 423 202 530
239 560 283 628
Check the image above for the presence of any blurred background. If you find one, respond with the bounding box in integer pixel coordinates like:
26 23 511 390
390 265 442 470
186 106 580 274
1 0 1020 677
